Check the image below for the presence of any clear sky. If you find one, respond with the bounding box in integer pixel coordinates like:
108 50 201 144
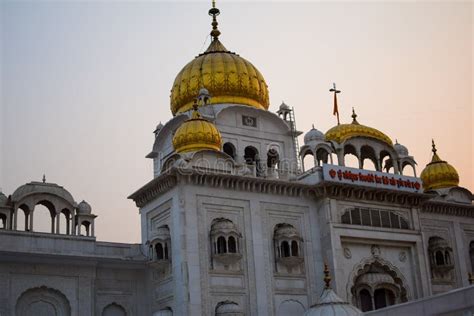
1 1 472 243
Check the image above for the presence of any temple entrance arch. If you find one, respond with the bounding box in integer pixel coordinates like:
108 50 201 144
348 258 409 312
16 286 71 316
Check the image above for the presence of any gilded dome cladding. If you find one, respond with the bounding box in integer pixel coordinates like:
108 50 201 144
170 39 270 115
325 111 393 147
172 110 222 154
420 141 459 191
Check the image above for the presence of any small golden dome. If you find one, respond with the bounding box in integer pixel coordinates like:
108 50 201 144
170 2 269 116
172 104 222 154
325 109 393 146
420 140 459 190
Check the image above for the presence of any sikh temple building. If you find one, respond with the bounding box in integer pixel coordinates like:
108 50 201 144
1 3 473 316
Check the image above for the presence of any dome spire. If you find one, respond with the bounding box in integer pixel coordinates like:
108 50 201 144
430 139 442 163
209 0 221 41
351 107 359 125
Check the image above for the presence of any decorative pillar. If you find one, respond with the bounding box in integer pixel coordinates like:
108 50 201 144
51 215 55 233
13 209 17 230
71 212 76 235
91 221 95 237
29 211 34 232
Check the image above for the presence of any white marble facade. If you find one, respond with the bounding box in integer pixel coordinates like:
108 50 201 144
1 101 474 316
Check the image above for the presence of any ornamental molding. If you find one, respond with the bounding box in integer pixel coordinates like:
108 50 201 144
129 168 473 213
421 201 474 218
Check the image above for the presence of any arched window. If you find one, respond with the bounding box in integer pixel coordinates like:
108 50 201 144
435 251 444 266
156 243 164 260
217 236 227 254
428 236 454 283
316 147 330 166
374 288 395 310
343 144 359 168
32 204 53 233
0 214 5 229
59 209 71 235
16 206 29 231
281 241 290 257
81 221 91 236
359 289 373 312
228 236 237 253
302 151 315 172
267 149 279 168
244 146 258 165
223 142 236 159
291 240 299 256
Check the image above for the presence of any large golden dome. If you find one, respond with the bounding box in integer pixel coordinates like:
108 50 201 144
325 110 393 146
420 141 459 191
170 4 269 116
172 106 222 153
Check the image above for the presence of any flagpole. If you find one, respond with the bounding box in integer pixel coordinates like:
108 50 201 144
330 83 341 125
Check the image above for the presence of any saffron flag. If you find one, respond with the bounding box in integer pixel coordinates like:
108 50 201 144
333 93 338 116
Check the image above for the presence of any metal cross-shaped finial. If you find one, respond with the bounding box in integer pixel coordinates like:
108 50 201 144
330 83 341 125
329 83 340 94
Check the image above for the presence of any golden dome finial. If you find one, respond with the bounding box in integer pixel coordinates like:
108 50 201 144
209 0 221 41
351 107 359 125
323 263 332 289
172 90 222 153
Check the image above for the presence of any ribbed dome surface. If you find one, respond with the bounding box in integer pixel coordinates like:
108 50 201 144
172 111 222 153
325 113 392 147
170 39 269 115
420 142 459 191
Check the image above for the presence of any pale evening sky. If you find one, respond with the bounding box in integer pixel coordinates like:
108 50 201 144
0 1 472 243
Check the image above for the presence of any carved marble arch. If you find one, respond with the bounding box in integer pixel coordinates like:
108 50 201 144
315 144 333 166
210 218 243 269
428 236 455 283
102 302 127 316
347 257 410 309
16 286 71 316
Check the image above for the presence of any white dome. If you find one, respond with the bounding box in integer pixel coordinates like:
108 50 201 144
304 288 361 316
77 200 92 215
0 192 8 207
304 126 324 144
394 141 409 157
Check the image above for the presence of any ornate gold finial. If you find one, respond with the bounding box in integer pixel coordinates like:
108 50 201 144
429 139 442 163
469 272 474 285
323 263 332 289
351 107 359 124
209 0 221 40
329 83 341 125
